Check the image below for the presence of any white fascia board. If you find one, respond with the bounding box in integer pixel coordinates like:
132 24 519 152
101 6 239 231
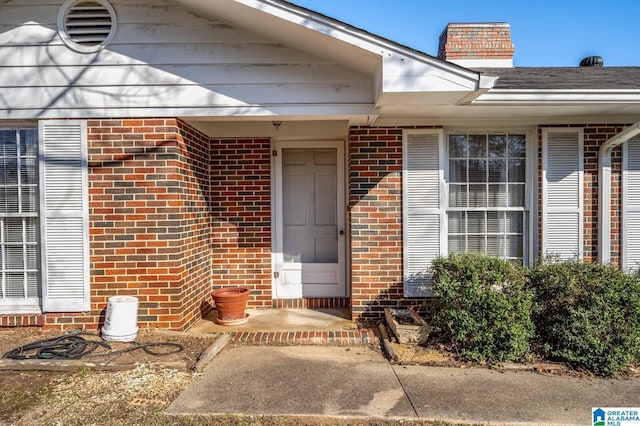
474 89 640 104
0 104 379 120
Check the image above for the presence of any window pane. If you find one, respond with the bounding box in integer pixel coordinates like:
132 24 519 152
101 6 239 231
26 245 38 269
468 134 486 157
1 187 19 213
508 135 526 158
449 160 467 183
506 235 524 258
0 131 17 157
5 246 24 269
26 272 38 298
448 235 464 253
486 235 500 256
449 184 467 207
486 211 501 233
19 129 38 157
25 218 38 242
1 159 18 185
488 159 506 182
21 158 38 184
508 184 525 207
505 212 524 233
449 135 467 158
21 187 38 213
468 160 486 182
488 184 507 207
469 184 487 207
467 235 484 252
448 211 466 233
5 273 25 298
489 134 506 158
508 159 526 183
467 211 485 233
4 218 23 242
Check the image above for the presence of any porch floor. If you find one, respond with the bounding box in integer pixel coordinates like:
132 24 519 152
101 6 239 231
188 308 357 335
187 308 375 346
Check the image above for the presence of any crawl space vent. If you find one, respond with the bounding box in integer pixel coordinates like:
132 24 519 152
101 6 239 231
58 0 117 53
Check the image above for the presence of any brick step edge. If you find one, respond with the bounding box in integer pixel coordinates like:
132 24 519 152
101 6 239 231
228 329 377 346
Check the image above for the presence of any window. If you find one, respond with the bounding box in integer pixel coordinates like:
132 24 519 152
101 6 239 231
447 133 527 264
0 128 40 307
0 122 90 314
402 129 532 297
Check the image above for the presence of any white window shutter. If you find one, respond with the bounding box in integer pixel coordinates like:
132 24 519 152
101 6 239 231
39 121 90 312
402 130 445 297
622 136 640 271
542 128 584 260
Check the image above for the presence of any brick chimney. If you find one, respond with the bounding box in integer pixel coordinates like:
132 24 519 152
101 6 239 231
438 23 515 68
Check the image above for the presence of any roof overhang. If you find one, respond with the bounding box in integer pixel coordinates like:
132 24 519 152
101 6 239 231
176 0 492 118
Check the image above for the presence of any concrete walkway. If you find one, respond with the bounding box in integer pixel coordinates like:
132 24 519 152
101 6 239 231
167 345 640 425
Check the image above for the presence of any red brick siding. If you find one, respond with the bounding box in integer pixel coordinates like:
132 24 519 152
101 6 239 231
438 23 514 61
349 126 405 322
209 138 272 308
35 118 213 330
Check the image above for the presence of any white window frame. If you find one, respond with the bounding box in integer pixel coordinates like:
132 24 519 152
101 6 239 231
0 126 41 313
444 128 536 266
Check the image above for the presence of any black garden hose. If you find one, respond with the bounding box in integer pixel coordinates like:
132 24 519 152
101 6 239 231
3 330 184 360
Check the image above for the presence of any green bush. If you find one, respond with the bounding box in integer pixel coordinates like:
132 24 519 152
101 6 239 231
430 253 534 363
528 260 640 376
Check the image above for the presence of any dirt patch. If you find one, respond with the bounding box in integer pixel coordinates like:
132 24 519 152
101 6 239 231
0 328 213 425
0 328 212 370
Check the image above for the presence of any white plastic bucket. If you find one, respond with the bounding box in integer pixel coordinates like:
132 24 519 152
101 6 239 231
101 296 139 342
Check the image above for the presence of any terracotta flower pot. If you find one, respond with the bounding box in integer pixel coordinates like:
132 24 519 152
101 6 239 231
212 287 250 326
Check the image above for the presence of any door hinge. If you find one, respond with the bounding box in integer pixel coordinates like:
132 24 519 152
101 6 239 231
272 149 278 157
273 271 280 279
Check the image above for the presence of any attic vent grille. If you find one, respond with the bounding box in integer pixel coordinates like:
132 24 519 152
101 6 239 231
58 0 117 53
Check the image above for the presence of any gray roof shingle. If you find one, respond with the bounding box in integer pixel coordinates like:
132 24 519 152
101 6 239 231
477 67 640 90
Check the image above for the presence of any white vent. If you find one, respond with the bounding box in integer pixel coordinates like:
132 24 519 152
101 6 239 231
58 0 117 53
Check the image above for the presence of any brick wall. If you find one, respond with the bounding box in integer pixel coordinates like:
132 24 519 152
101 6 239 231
209 138 272 308
438 23 514 61
37 118 213 330
349 126 405 322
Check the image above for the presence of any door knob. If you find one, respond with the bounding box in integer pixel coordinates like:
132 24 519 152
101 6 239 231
339 230 345 235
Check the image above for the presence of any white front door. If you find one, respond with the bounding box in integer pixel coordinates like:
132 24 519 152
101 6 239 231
274 140 346 298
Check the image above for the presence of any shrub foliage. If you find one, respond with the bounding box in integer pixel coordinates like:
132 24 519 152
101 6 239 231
528 260 640 376
430 253 534 363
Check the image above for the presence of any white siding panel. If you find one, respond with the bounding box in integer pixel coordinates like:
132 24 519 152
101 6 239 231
0 0 375 119
1 83 373 110
622 136 640 271
542 129 584 260
39 121 90 313
403 131 444 297
2 64 368 88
